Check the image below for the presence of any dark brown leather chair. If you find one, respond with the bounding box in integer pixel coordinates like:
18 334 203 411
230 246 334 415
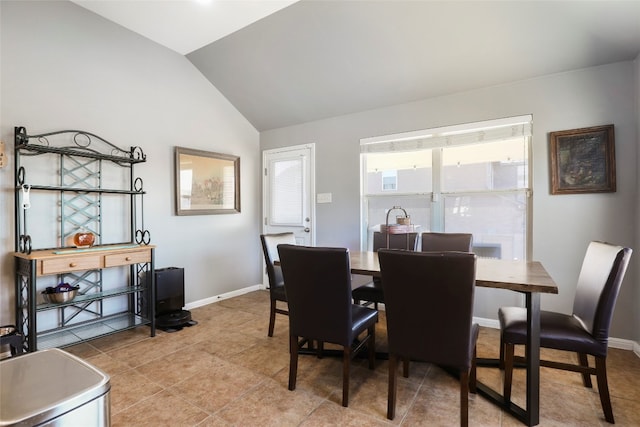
260 233 296 337
352 231 417 309
0 325 23 356
277 244 378 407
499 241 632 424
419 232 473 252
396 231 473 376
378 249 478 425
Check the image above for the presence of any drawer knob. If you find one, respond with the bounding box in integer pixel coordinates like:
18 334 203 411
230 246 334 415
125 257 132 261
69 262 77 267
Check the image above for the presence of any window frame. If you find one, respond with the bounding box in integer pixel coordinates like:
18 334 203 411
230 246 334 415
360 116 533 260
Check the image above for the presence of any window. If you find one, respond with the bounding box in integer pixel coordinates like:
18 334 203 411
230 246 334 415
270 158 304 225
360 115 532 260
381 170 397 191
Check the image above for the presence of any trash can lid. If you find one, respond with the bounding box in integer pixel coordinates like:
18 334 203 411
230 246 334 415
0 348 110 426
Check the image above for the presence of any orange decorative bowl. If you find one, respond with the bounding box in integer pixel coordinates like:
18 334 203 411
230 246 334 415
73 231 95 248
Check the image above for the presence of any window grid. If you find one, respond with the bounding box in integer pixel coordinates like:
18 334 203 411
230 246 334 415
361 116 532 259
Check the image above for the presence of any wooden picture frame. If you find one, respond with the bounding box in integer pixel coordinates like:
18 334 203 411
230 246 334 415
175 146 240 215
549 124 615 195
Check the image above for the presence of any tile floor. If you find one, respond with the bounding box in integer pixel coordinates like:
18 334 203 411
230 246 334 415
65 290 640 426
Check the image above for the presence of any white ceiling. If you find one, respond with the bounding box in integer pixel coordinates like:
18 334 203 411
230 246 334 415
71 0 298 55
72 1 640 132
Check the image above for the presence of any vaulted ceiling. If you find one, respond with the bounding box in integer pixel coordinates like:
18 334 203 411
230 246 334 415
73 1 640 131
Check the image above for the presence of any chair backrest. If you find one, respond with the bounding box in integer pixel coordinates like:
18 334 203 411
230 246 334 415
419 232 473 252
379 249 477 369
260 233 296 288
277 244 354 346
572 241 632 342
373 231 418 251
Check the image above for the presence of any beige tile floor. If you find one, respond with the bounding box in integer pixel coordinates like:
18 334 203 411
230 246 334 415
66 290 640 426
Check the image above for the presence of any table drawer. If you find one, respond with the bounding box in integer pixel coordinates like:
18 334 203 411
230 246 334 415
104 250 150 267
41 256 102 275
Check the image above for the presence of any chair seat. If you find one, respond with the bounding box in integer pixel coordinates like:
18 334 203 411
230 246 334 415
499 307 606 357
352 279 384 304
271 283 287 301
351 305 379 337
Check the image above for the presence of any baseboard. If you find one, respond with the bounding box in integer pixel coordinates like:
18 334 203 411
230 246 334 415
184 284 262 310
473 316 500 329
608 337 640 352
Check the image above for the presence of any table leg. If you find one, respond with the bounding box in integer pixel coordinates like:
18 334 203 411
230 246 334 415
525 292 540 426
475 290 542 426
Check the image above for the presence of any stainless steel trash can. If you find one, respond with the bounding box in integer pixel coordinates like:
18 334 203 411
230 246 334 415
0 348 110 426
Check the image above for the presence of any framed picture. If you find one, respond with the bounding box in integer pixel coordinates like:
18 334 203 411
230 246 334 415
549 124 615 195
175 147 240 215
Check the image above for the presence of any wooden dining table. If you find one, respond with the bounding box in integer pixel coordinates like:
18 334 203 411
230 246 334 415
349 251 558 427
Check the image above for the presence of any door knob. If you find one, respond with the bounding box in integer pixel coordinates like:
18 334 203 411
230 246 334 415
304 227 310 232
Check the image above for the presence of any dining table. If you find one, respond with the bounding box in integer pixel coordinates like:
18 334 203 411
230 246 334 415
348 251 558 427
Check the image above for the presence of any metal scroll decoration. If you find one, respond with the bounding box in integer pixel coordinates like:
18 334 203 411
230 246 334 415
14 127 151 252
14 126 146 165
133 177 151 245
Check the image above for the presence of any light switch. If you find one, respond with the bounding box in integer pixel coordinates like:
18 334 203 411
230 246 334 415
317 193 332 203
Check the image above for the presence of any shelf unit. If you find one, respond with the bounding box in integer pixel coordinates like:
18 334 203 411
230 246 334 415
13 126 155 352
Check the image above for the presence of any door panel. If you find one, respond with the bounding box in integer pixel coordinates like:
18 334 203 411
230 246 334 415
263 144 315 249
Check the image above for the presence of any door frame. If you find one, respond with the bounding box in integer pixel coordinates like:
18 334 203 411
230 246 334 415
262 144 316 286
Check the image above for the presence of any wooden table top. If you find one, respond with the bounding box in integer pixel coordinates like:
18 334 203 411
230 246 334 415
349 251 558 294
14 244 155 260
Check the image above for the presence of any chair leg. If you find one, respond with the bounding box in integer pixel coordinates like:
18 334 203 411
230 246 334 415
387 354 398 420
503 342 515 403
469 346 477 394
403 357 410 378
268 299 276 337
499 334 504 369
317 341 324 359
460 370 469 427
578 352 593 387
288 335 298 391
342 347 351 407
595 356 614 424
368 325 376 369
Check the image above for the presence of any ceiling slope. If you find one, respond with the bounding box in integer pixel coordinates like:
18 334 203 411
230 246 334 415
187 0 640 131
71 1 640 132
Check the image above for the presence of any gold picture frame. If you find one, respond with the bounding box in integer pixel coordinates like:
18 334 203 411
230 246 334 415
175 146 240 215
549 125 615 195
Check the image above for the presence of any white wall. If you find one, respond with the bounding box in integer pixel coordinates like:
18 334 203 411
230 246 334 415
0 0 262 325
261 62 638 341
635 53 640 344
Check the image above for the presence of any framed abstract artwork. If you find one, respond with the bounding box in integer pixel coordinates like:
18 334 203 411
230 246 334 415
549 125 615 195
175 147 240 215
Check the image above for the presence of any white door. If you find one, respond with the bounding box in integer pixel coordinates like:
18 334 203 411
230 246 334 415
263 144 315 249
